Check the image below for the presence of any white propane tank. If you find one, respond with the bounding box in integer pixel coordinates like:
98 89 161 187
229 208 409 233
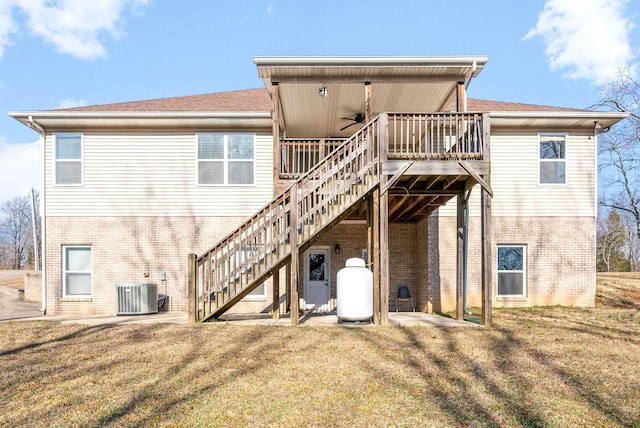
337 257 373 322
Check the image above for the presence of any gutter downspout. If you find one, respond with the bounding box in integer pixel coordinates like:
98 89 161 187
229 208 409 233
28 116 46 315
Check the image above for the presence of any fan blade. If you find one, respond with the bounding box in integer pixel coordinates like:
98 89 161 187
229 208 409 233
340 122 356 131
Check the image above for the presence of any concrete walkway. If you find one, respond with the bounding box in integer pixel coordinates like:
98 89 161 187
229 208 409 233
0 280 479 327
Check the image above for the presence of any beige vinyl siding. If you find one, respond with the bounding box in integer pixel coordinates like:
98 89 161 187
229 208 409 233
438 130 596 217
44 131 273 216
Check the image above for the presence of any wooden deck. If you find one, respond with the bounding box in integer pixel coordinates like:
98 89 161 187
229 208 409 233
189 112 492 326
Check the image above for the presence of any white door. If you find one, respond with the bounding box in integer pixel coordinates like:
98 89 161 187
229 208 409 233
304 248 331 311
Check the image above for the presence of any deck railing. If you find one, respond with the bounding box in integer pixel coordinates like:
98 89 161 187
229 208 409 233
279 112 486 179
389 112 484 159
279 138 345 179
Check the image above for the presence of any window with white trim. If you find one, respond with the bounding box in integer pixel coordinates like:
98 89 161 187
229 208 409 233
497 245 526 297
63 246 92 296
539 134 566 184
198 133 255 185
55 134 83 185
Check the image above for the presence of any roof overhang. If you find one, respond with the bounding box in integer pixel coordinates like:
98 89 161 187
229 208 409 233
254 56 488 138
488 111 628 130
8 111 273 131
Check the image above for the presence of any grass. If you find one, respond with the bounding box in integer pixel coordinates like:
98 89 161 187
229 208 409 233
1 275 639 427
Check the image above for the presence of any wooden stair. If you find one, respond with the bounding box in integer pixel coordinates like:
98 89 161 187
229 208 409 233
192 115 383 322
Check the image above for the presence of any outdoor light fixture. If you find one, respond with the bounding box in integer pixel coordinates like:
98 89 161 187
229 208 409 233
334 244 340 255
318 85 328 98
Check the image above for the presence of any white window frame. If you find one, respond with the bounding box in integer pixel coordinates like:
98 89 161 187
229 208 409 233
538 133 567 186
196 133 255 186
496 245 526 297
54 133 84 186
62 245 92 297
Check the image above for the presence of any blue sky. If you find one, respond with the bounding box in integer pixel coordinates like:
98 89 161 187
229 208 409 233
1 0 639 202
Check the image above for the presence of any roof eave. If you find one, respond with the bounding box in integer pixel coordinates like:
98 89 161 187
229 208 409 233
9 111 273 130
488 111 628 129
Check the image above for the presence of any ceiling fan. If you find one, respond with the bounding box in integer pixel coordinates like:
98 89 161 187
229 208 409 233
340 113 366 131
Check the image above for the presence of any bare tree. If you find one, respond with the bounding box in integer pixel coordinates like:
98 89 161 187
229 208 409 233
594 67 640 270
0 194 40 270
597 208 629 272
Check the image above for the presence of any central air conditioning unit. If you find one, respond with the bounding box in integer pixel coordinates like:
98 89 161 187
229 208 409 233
116 283 158 315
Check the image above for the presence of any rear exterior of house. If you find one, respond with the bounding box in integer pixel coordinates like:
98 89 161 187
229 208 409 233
10 56 627 324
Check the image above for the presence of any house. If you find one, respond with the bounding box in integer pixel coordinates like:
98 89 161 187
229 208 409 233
9 56 627 325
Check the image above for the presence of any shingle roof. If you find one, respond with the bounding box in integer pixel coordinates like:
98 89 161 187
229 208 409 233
466 98 589 113
52 87 588 114
55 88 272 113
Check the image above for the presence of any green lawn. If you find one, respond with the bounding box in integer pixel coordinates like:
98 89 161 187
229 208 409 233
0 274 639 427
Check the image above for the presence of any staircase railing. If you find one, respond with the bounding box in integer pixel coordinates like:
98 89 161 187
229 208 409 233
192 115 384 322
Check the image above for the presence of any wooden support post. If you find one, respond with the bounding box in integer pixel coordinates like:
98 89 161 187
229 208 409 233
371 191 380 325
188 253 197 324
290 183 299 325
378 113 389 327
272 268 280 320
272 82 280 185
456 82 467 112
285 262 291 312
481 113 492 327
456 193 465 321
364 82 372 123
481 189 492 327
380 190 389 327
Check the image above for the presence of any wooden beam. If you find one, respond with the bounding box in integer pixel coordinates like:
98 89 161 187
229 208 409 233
459 161 493 197
285 262 291 312
482 188 492 327
443 175 461 190
290 183 299 325
378 114 389 327
364 82 372 123
383 160 490 176
380 189 389 326
371 189 380 325
272 83 280 185
272 268 280 320
456 193 465 321
482 113 492 327
456 82 467 112
380 162 412 195
188 253 197 324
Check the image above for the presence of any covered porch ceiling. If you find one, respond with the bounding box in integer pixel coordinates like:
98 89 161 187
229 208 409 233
255 56 488 138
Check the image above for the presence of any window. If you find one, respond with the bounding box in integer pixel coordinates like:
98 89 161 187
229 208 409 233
55 134 83 185
198 134 254 185
539 134 566 184
63 246 92 296
497 245 526 297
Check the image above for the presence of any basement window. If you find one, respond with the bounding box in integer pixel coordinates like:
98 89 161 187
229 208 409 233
497 245 526 297
539 134 566 185
63 246 92 296
197 133 255 185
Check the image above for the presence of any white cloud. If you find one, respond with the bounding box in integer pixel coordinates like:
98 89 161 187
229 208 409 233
57 98 88 109
267 4 273 15
524 0 634 85
0 1 17 60
0 0 150 61
0 138 40 203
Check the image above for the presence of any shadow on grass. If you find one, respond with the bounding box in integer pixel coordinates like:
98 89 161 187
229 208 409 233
0 323 115 357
